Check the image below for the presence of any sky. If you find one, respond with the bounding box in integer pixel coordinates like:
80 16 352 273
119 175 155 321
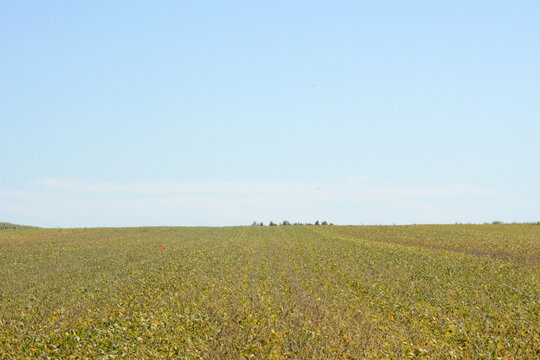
1 0 539 227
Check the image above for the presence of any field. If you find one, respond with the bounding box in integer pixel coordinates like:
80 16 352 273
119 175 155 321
0 225 538 359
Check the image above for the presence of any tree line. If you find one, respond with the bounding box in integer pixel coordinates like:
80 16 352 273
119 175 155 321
251 220 334 226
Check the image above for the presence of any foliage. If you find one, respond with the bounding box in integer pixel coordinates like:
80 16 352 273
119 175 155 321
0 225 539 359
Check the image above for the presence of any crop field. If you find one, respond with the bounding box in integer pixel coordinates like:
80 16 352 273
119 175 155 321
0 225 538 359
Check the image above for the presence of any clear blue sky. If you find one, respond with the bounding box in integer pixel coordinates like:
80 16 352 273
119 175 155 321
1 1 539 227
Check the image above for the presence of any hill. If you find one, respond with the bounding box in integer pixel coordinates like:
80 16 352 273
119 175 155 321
0 222 36 229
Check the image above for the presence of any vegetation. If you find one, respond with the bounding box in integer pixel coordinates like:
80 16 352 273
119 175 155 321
0 224 538 359
251 221 334 227
0 222 36 230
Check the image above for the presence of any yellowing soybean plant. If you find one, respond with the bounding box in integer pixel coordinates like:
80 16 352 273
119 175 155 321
0 225 539 359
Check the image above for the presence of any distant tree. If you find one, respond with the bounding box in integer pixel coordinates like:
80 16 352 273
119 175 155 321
251 221 258 226
281 220 290 226
329 222 334 226
260 222 264 226
269 221 277 226
321 221 328 226
315 220 320 226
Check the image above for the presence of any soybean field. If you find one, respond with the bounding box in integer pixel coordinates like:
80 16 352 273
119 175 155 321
0 225 539 359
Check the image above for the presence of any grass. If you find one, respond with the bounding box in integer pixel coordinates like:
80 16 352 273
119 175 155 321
0 225 538 359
